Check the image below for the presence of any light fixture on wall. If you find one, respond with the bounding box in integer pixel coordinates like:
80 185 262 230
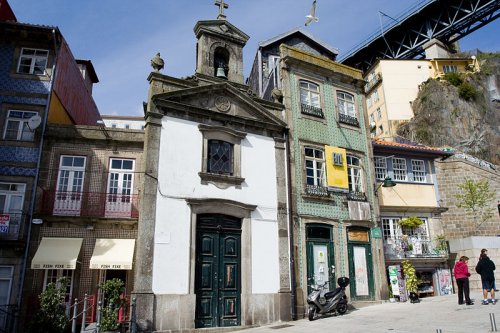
32 218 43 225
374 176 397 195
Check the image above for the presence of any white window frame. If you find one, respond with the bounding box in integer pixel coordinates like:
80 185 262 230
337 91 357 118
347 155 363 193
299 80 321 108
17 48 49 75
392 157 407 181
305 147 326 187
411 159 426 182
0 183 26 234
382 217 401 240
374 156 387 180
443 65 458 73
54 156 86 215
0 266 14 305
3 110 38 141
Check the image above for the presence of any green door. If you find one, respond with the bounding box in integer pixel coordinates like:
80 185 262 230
195 214 241 328
306 224 335 293
347 228 374 300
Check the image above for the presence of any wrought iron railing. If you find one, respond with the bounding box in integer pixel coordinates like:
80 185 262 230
364 73 383 93
40 190 139 218
0 304 18 333
301 104 324 118
0 213 27 242
383 237 448 259
305 185 329 197
338 113 360 127
346 191 367 201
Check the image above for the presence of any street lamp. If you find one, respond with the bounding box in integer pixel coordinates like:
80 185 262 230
374 176 397 195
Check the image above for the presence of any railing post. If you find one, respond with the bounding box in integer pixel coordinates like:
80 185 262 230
96 300 102 333
71 298 78 333
80 294 87 333
130 297 137 333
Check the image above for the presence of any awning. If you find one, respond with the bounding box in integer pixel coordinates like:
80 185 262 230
31 237 83 269
90 239 135 270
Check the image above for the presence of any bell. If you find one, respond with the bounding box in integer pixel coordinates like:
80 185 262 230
216 67 227 79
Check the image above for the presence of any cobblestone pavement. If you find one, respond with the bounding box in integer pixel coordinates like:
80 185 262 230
244 292 499 333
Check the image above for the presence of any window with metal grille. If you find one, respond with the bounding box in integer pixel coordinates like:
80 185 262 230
17 48 49 75
305 147 325 186
337 91 356 118
392 158 407 181
374 156 387 180
207 140 234 175
300 80 322 117
411 159 426 182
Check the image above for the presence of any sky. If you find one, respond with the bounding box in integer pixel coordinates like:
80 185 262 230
8 0 500 117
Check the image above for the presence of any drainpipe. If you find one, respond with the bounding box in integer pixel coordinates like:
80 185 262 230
285 129 297 320
15 28 60 329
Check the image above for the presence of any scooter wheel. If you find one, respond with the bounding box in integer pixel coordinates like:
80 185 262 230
308 305 316 321
336 303 348 315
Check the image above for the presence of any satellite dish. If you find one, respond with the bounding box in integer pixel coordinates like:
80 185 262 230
27 114 42 130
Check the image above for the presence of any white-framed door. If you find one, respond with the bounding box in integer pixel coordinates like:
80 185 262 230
0 183 25 237
43 269 74 316
54 156 86 216
105 159 134 217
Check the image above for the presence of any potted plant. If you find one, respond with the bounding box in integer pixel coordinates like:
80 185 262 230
398 216 424 229
435 234 448 254
401 260 420 303
98 278 125 333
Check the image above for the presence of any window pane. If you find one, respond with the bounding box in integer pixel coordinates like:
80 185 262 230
73 157 85 168
393 158 407 181
122 160 133 170
411 160 426 182
207 140 233 175
4 121 19 140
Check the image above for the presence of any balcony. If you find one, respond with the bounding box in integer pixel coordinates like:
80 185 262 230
338 113 359 127
364 73 382 93
305 185 329 197
40 190 139 219
383 237 448 260
347 191 367 201
301 104 324 118
0 213 27 242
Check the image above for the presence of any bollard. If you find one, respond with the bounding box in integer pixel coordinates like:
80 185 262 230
491 313 497 332
96 300 102 333
72 298 78 333
81 294 87 333
130 297 137 333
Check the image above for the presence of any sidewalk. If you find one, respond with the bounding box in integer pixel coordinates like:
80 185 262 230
244 293 499 333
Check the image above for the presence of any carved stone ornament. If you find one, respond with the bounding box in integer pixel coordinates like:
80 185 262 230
215 96 231 112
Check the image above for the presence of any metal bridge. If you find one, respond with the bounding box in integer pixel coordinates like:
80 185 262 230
339 0 500 72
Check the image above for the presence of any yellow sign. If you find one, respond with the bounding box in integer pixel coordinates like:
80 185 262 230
325 146 348 191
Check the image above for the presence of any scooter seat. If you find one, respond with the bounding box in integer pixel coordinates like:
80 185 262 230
324 287 342 299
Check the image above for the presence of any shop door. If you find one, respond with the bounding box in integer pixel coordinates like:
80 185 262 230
306 224 335 293
347 228 374 300
195 215 241 328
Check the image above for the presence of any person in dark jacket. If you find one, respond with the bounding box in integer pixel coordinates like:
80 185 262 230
476 252 496 305
454 256 473 305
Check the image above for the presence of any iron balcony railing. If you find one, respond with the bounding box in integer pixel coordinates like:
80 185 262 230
346 191 367 201
305 184 329 197
338 113 360 127
40 190 139 218
383 237 448 259
301 104 324 118
0 213 27 242
364 73 383 93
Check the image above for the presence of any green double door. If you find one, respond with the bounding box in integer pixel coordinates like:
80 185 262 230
195 214 241 328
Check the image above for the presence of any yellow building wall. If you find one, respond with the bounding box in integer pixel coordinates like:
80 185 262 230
48 92 74 125
377 183 438 208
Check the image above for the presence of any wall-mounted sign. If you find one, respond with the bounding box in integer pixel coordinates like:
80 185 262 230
371 227 382 239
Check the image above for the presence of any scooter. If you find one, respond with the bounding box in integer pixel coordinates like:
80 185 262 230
307 276 350 321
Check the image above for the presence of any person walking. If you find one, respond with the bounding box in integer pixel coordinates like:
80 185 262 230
454 256 473 305
476 251 496 305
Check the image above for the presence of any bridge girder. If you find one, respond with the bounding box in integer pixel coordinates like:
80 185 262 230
340 0 500 72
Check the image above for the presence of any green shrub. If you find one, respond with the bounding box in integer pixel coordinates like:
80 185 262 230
401 260 418 294
458 82 477 100
443 72 463 86
99 278 125 332
28 278 69 333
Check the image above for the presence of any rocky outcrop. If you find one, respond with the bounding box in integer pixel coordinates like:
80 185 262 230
397 55 500 164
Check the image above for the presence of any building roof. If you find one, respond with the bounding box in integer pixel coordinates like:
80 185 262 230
258 27 338 57
0 0 16 22
373 138 454 158
76 59 99 83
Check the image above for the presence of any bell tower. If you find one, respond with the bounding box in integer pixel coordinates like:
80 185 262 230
193 1 249 84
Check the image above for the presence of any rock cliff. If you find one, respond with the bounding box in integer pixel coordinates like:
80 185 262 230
397 54 500 165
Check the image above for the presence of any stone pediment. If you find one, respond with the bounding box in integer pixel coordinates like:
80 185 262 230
152 83 286 128
194 20 249 45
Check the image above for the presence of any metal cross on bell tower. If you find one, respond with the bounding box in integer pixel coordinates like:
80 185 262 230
215 0 229 20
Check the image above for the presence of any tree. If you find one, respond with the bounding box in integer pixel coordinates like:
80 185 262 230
28 278 69 333
455 178 495 231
